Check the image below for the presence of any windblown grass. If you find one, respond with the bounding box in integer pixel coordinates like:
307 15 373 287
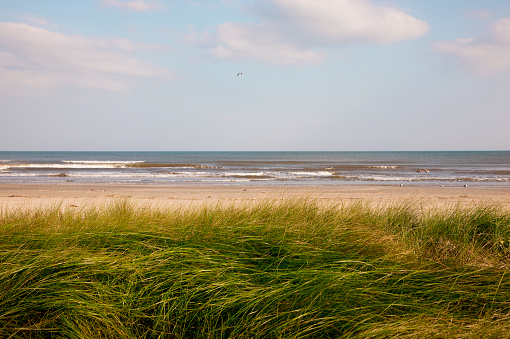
1 198 510 338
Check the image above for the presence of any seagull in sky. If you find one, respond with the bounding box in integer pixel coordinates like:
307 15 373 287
237 72 242 76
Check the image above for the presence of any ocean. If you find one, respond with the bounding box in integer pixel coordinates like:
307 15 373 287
0 151 509 187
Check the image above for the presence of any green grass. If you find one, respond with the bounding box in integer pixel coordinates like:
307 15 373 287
1 198 510 338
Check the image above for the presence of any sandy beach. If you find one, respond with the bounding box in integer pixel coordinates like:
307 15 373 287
1 183 510 210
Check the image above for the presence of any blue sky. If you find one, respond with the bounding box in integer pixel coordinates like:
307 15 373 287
1 0 509 151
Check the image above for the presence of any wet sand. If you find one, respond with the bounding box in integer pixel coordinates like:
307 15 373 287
1 183 510 211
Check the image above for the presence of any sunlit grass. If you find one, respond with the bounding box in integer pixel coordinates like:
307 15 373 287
1 198 509 338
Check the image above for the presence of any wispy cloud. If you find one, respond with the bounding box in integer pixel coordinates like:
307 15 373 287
197 0 429 64
22 16 58 28
436 18 510 75
0 22 173 92
99 0 164 12
200 22 326 65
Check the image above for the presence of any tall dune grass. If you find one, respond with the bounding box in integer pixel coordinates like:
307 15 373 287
1 198 510 338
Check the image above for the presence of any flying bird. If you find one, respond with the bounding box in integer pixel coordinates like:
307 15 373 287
237 72 242 76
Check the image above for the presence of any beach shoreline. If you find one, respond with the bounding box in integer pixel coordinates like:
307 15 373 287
1 182 510 210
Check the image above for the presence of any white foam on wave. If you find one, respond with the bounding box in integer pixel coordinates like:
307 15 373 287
1 170 334 179
352 175 509 182
368 166 398 169
355 175 412 181
0 172 48 177
0 171 213 179
228 172 272 177
291 171 334 177
7 163 134 169
216 171 334 178
62 160 144 164
71 171 215 178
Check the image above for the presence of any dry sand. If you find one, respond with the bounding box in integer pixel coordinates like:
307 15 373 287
1 183 510 211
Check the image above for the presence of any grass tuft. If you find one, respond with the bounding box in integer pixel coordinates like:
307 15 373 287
1 198 509 338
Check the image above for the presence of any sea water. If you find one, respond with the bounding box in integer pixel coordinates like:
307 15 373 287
0 151 509 187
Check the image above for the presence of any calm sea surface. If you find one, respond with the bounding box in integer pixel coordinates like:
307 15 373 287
0 151 509 187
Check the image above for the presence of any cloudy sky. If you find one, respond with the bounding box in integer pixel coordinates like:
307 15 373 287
1 0 509 151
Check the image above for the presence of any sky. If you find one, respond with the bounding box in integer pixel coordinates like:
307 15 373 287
1 0 509 151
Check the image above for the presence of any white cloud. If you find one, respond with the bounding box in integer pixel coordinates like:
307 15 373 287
204 22 325 64
267 0 429 44
99 0 163 11
0 22 173 92
22 16 58 28
436 18 510 75
200 0 429 64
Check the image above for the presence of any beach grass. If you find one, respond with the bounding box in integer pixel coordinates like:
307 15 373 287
1 198 510 338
